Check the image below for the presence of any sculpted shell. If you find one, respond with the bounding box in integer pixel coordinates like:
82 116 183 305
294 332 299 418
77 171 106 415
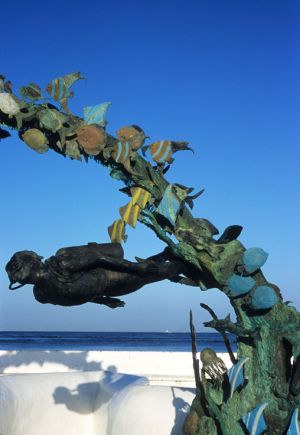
22 129 49 154
0 93 20 116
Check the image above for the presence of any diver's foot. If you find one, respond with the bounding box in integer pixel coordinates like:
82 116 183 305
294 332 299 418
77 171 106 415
101 297 125 309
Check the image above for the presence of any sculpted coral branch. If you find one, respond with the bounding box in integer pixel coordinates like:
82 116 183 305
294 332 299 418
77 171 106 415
2 72 300 435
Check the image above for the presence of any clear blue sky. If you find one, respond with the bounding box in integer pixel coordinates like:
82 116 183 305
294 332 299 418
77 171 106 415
0 0 299 331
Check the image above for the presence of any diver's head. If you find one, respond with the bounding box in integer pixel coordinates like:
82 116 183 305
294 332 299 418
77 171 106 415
5 250 43 289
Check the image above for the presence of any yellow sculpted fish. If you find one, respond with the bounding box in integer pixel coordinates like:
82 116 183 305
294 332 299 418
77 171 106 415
107 219 127 243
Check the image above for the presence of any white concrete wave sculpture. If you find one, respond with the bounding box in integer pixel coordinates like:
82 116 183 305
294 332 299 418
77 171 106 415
0 370 195 435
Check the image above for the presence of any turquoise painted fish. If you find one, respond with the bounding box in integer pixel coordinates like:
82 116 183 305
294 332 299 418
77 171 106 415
286 408 299 435
227 357 249 398
83 102 111 127
242 403 268 435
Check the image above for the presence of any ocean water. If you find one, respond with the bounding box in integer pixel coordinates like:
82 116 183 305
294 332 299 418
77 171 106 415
0 331 236 352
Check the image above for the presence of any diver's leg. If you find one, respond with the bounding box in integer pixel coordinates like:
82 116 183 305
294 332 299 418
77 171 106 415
101 260 187 298
86 242 124 258
55 249 166 276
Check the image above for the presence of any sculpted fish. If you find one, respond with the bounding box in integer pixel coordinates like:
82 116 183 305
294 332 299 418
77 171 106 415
227 357 249 398
130 187 151 208
286 408 299 435
116 125 147 150
19 83 43 102
110 141 138 174
65 138 81 160
156 184 182 227
22 129 49 154
143 140 193 165
119 201 140 228
108 219 127 243
83 102 111 127
242 403 268 435
46 71 84 113
76 125 106 155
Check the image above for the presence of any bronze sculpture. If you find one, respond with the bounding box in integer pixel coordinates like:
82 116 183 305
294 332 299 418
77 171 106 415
6 243 186 308
1 72 299 434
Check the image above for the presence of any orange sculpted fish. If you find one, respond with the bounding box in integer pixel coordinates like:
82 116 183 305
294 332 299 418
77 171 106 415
116 125 147 150
143 140 194 165
76 125 106 155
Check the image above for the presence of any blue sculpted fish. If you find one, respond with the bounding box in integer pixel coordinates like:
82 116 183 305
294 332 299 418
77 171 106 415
286 408 299 435
83 102 111 127
227 357 249 398
242 403 268 435
156 184 182 227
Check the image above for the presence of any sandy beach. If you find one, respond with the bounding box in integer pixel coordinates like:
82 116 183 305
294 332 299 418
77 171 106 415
0 350 234 386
